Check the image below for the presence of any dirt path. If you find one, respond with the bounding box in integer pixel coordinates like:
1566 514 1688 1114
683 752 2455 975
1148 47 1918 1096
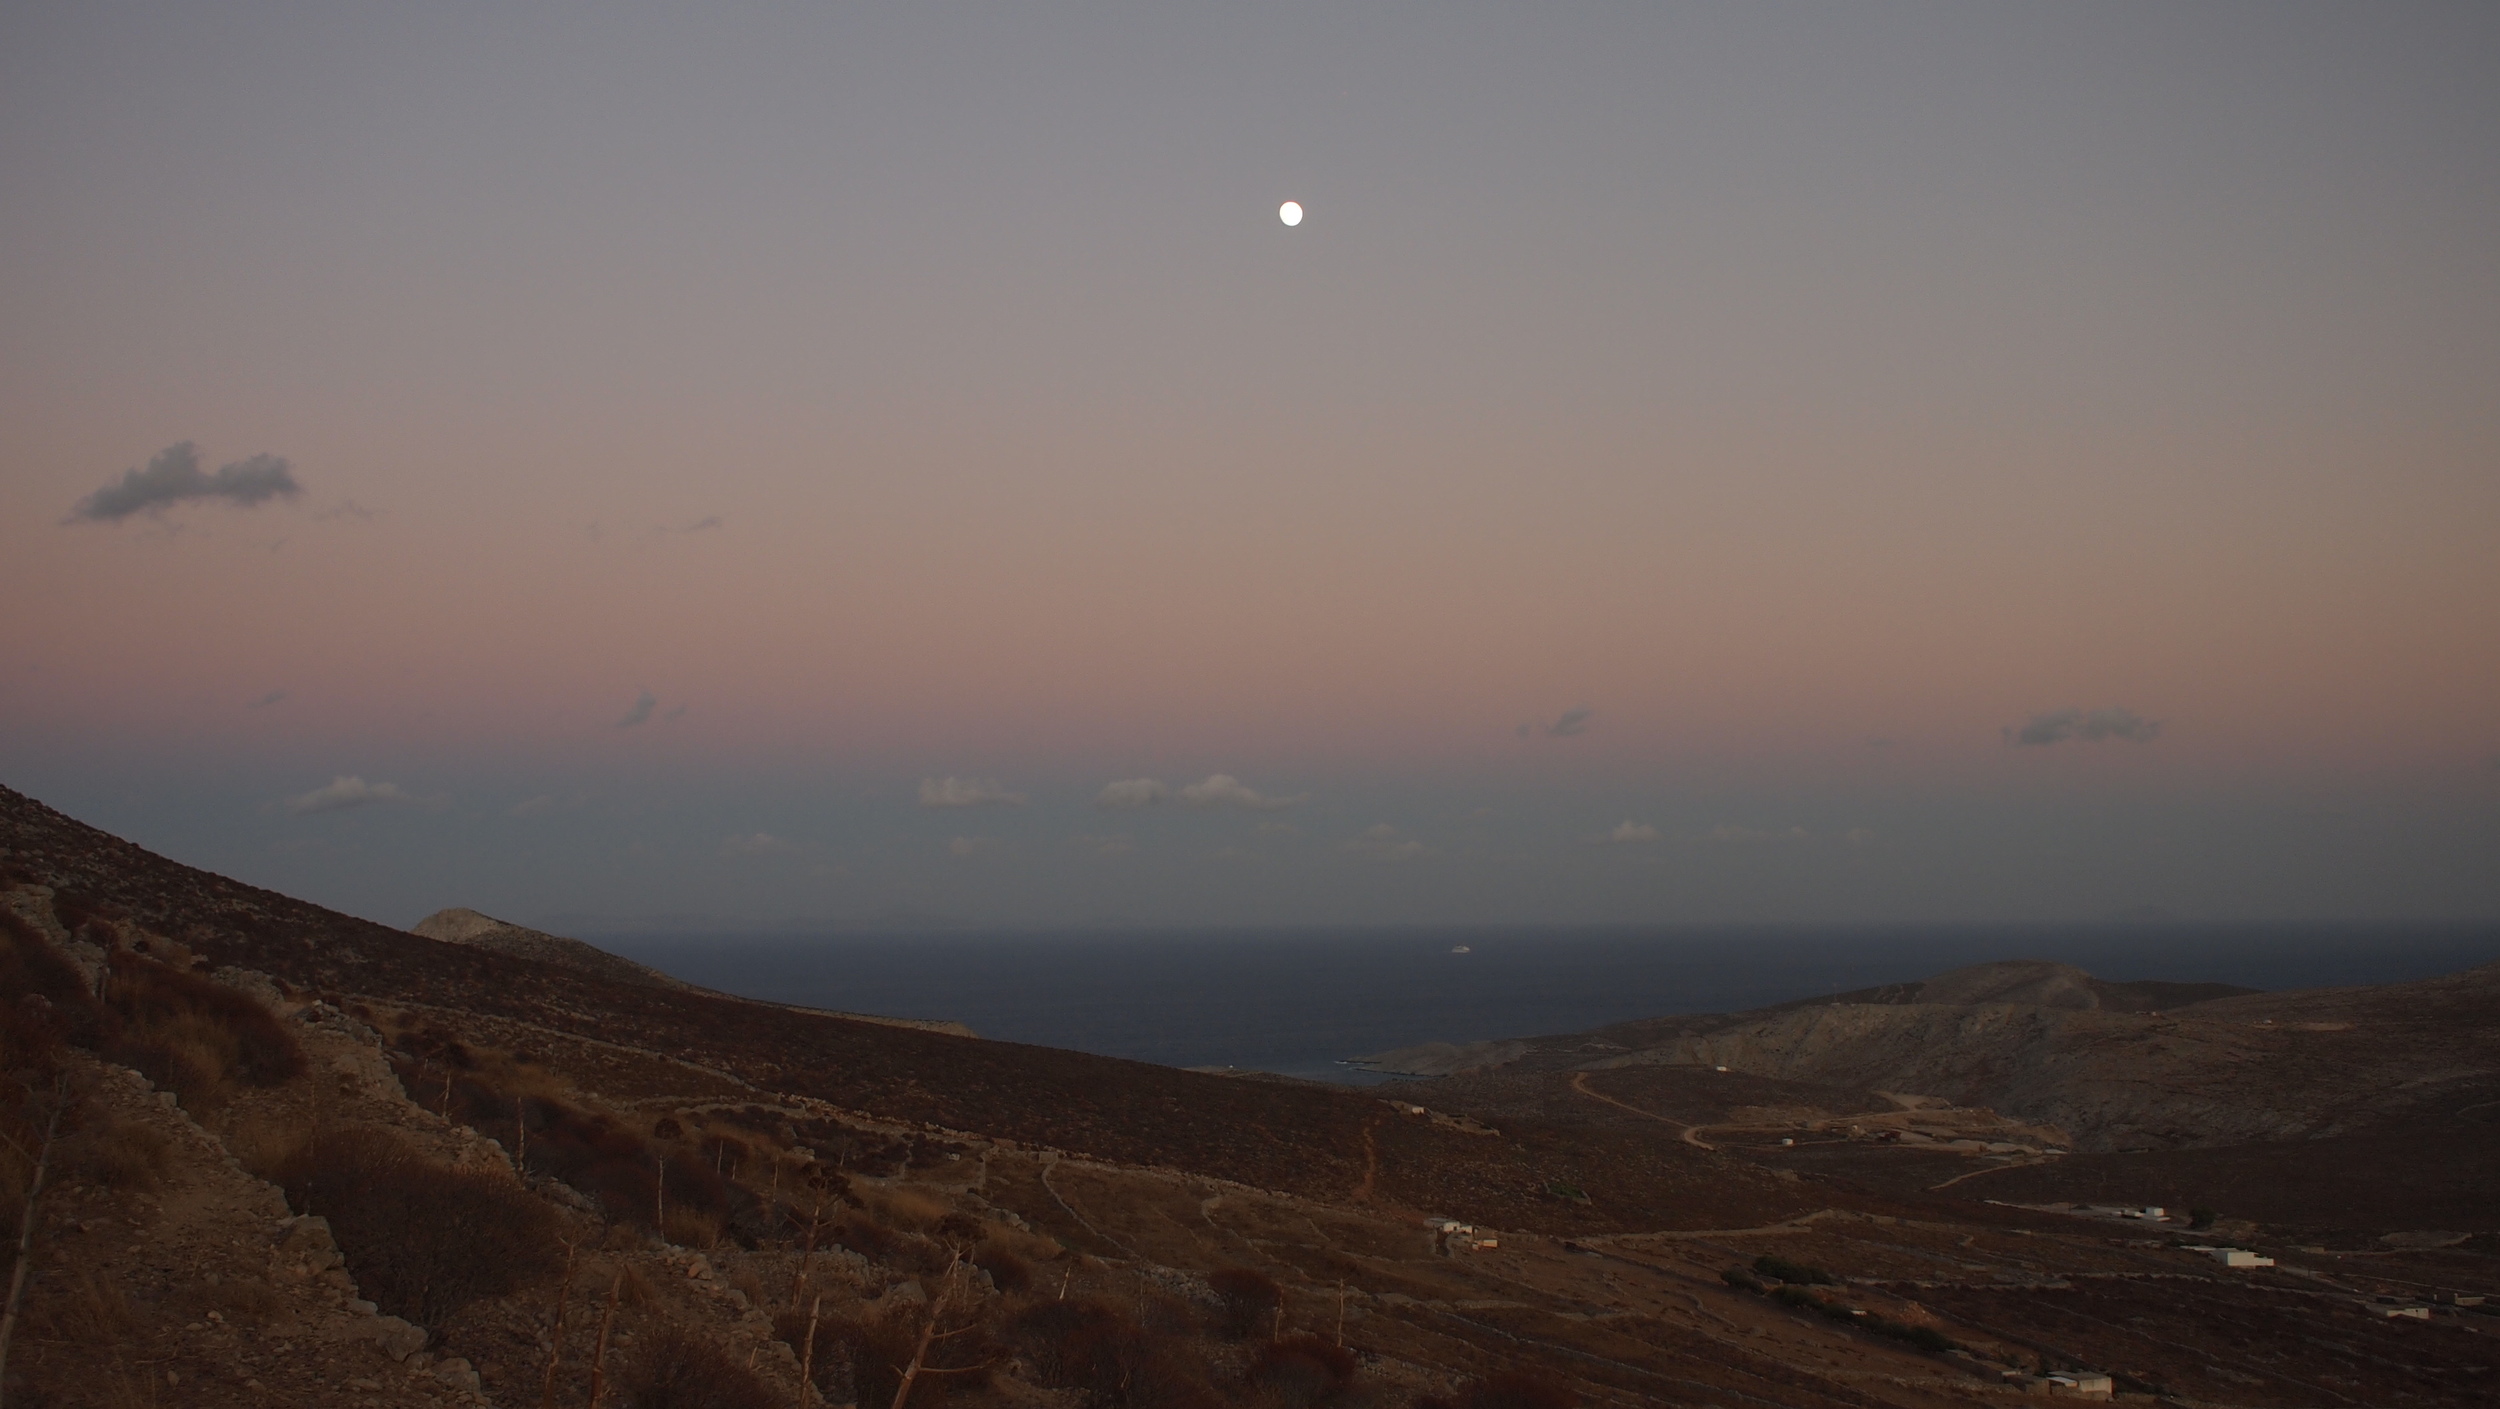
1352 1118 1382 1203
1568 1072 1716 1150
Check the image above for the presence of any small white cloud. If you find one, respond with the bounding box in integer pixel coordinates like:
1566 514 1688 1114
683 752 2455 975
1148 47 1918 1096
1844 827 1878 846
617 691 657 728
1468 807 1497 821
1178 774 1304 811
283 776 414 816
1606 821 1662 844
1096 778 1170 809
720 832 796 858
1255 821 1299 836
1706 823 1809 843
948 836 1003 858
921 777 1027 808
1343 823 1430 863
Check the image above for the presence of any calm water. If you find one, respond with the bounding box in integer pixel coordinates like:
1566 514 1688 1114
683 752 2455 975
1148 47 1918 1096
594 924 2500 1084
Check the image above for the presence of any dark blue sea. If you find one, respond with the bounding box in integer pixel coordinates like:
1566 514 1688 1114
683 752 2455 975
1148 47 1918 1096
593 924 2500 1085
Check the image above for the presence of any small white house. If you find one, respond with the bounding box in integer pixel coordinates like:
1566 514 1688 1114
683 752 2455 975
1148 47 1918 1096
2200 1248 2274 1268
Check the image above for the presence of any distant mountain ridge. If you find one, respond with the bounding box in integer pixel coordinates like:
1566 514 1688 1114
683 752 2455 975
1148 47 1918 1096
411 907 692 990
1365 956 2500 1151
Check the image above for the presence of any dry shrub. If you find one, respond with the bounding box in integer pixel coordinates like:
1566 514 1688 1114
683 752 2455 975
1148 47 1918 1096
871 1186 951 1231
271 1126 564 1325
0 909 102 1039
1209 1266 1284 1340
1004 1296 1218 1409
614 1322 780 1409
226 1110 316 1180
973 1239 1033 1293
830 1208 948 1272
60 1111 173 1191
1251 1335 1361 1407
775 1296 992 1409
1415 1372 1578 1409
660 1206 722 1249
102 953 304 1111
23 1266 143 1344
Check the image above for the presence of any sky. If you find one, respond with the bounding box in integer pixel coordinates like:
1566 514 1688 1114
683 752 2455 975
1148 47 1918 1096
2 1 2495 930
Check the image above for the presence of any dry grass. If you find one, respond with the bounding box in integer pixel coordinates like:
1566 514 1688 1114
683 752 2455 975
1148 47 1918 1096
869 1185 951 1231
101 953 305 1114
270 1125 565 1324
59 1110 174 1191
613 1322 781 1409
24 1265 144 1344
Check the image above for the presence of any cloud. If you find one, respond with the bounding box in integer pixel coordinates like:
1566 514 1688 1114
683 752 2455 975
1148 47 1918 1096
1706 823 1809 843
1073 833 1134 859
1096 778 1170 809
947 836 1004 858
1606 821 1662 844
283 776 414 816
68 443 303 523
1520 707 1593 739
617 691 657 728
247 689 287 709
719 832 796 858
511 795 558 818
684 516 721 532
1844 827 1878 847
1177 774 1303 810
2007 707 2162 746
1207 845 1262 863
1342 824 1430 862
921 777 1027 808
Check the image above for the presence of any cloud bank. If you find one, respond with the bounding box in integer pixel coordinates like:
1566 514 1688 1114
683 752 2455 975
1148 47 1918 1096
921 777 1027 808
2008 707 2162 746
68 442 303 523
283 776 413 815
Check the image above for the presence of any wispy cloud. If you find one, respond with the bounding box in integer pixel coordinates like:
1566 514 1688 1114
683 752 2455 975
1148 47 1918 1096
283 775 415 816
2006 707 2162 746
616 691 657 728
720 832 796 858
1096 778 1170 809
246 689 288 709
1605 821 1662 844
1343 823 1430 862
1518 706 1593 739
68 443 303 523
1177 774 1303 810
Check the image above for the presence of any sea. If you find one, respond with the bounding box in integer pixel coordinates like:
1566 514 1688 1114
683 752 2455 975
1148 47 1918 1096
593 923 2500 1086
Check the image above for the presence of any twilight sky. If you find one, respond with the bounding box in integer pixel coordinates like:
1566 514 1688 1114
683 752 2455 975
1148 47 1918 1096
3 2 2496 930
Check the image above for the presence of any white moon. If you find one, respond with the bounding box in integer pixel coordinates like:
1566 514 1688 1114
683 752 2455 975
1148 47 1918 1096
1279 200 1303 227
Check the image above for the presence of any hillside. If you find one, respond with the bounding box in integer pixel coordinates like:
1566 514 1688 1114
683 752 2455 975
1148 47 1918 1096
3 783 2497 1408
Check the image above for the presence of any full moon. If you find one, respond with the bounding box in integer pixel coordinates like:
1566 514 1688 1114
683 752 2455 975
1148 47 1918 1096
1279 200 1303 227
